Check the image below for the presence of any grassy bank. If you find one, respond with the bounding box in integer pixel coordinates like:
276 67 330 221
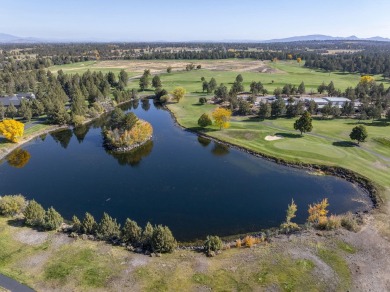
0 217 358 291
0 123 64 161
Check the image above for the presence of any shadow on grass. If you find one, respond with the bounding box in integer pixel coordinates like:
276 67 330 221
345 121 389 127
7 218 48 232
332 141 356 147
191 103 204 106
0 137 8 144
187 127 218 133
240 116 261 122
275 132 302 139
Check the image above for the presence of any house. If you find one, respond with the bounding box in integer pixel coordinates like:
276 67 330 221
303 97 329 109
323 97 351 108
0 93 36 107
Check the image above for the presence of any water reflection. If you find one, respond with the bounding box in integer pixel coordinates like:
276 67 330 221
51 129 73 149
106 140 154 166
73 125 90 143
211 142 229 156
197 136 211 147
132 99 139 110
141 99 151 111
7 148 31 168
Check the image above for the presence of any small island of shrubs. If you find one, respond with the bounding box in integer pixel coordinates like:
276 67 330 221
103 108 153 152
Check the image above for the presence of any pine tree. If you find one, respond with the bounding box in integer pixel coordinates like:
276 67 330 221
121 218 142 244
294 111 313 135
24 200 45 227
82 212 97 234
72 215 82 233
96 212 120 240
142 222 154 249
44 207 63 230
151 225 177 253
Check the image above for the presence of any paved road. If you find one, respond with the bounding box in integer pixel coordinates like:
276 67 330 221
0 274 34 292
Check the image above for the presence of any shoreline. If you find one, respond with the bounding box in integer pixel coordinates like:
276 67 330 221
165 103 383 209
0 124 68 161
0 99 138 162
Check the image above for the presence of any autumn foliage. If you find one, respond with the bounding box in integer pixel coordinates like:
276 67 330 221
7 149 31 168
359 75 375 84
308 198 329 225
212 107 232 129
171 87 186 102
105 120 153 149
0 119 24 143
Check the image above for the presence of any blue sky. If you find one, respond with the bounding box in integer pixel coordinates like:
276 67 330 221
2 0 390 41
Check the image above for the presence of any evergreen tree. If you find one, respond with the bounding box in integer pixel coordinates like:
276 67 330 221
294 111 313 135
142 222 154 249
208 77 217 92
72 215 82 233
0 103 5 120
44 207 63 230
198 113 212 128
24 200 45 227
151 225 177 253
236 74 243 83
121 218 142 244
298 82 305 94
96 212 120 240
152 75 162 88
258 102 271 120
119 69 129 86
6 103 17 118
82 212 97 234
107 71 117 87
271 97 286 117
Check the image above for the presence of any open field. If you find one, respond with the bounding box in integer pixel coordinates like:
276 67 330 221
1 216 389 291
50 59 390 93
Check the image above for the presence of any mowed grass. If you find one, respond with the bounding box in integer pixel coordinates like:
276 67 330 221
50 59 390 92
49 60 139 77
168 95 390 195
126 60 390 93
0 122 52 152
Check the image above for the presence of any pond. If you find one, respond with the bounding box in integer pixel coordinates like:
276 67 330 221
0 100 371 241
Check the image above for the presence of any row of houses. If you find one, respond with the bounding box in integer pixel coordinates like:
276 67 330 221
253 96 354 109
0 93 36 107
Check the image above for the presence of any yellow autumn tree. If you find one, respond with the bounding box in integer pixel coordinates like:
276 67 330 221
171 87 186 102
287 54 293 60
212 108 232 129
359 75 375 85
297 57 302 65
308 198 329 225
0 119 24 143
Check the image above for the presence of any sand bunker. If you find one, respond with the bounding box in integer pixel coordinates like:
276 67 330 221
265 135 283 141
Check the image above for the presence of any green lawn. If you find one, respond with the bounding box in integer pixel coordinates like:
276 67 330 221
50 59 390 93
49 61 139 76
127 60 390 93
168 95 390 197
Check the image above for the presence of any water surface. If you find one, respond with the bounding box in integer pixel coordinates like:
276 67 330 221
0 100 371 241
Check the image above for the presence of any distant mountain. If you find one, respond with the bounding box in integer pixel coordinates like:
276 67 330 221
1 33 390 44
0 33 46 43
261 34 390 43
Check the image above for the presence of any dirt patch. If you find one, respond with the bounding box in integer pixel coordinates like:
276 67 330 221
12 228 48 246
265 135 283 141
339 216 390 291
